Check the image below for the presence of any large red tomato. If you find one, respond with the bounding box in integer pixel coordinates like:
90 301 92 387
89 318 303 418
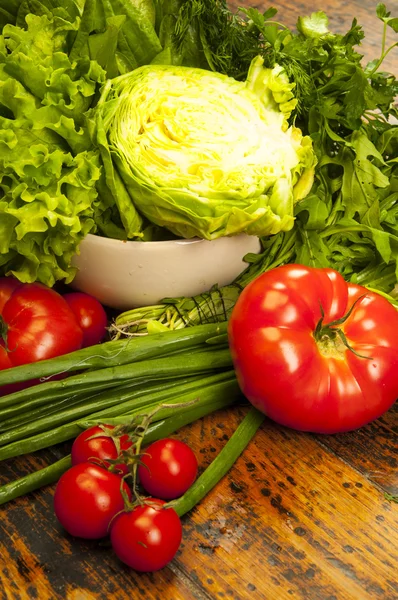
1 282 83 366
228 264 398 434
0 277 21 313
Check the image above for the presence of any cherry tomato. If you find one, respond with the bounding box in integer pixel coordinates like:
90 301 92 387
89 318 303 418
1 282 83 366
228 264 398 434
54 463 131 539
63 292 108 347
0 277 21 313
110 500 182 571
71 425 133 475
138 438 198 500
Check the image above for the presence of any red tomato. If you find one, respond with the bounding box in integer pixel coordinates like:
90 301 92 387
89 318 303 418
0 341 26 396
228 264 398 434
110 500 182 571
71 425 133 475
54 463 131 539
1 282 83 367
0 277 21 313
0 341 13 371
138 438 198 500
63 292 108 347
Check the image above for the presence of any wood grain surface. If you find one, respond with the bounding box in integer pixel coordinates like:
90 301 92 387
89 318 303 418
1 1 397 599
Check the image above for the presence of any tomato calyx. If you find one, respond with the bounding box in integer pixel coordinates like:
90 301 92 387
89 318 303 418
0 316 7 345
83 424 136 476
0 317 14 355
314 296 372 360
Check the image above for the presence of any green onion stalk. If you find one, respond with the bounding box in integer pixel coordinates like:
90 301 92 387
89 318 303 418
0 372 238 459
0 322 228 389
0 321 238 460
0 389 250 506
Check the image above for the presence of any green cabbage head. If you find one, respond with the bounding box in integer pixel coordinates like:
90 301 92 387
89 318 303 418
90 56 316 240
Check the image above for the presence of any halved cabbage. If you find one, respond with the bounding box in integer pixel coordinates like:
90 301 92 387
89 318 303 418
90 56 316 240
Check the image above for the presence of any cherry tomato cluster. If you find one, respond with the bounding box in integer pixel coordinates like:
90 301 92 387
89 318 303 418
0 278 108 395
54 426 198 572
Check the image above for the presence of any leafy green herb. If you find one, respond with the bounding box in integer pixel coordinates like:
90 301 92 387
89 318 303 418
172 0 264 78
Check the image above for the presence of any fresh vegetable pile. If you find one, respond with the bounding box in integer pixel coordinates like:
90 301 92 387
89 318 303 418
0 0 397 576
0 0 396 295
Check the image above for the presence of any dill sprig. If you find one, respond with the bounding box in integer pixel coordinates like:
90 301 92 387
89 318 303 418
173 0 263 80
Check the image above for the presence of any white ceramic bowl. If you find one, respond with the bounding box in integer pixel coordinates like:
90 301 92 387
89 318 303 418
70 233 261 310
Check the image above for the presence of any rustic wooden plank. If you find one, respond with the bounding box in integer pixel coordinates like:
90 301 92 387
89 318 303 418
315 403 398 495
174 408 398 600
1 406 397 600
0 487 202 600
0 447 203 599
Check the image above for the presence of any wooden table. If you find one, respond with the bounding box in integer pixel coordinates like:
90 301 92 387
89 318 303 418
1 2 397 599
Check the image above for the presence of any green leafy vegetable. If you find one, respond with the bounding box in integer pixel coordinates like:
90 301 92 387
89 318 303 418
88 58 316 240
70 0 162 75
0 13 104 285
0 0 396 296
171 0 266 78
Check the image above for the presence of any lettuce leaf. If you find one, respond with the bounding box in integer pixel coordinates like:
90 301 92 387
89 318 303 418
0 13 104 286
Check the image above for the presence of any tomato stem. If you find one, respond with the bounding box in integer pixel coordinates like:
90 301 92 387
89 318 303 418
314 295 372 360
0 315 7 345
115 399 202 508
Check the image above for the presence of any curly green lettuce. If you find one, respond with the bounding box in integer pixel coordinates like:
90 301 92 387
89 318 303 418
0 13 104 286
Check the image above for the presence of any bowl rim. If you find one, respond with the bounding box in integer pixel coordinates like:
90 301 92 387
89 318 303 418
82 232 256 249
